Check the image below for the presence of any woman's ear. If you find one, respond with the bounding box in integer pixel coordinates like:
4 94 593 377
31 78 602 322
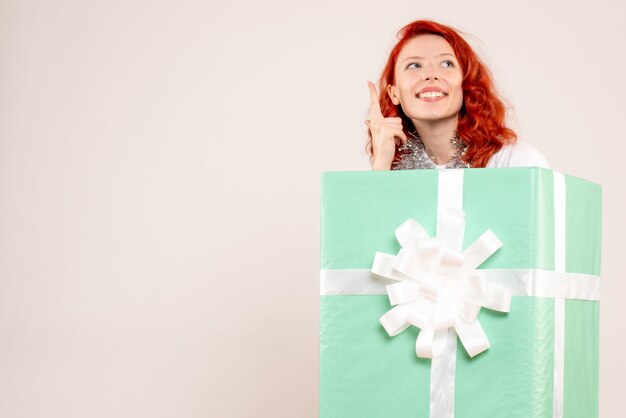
387 85 400 105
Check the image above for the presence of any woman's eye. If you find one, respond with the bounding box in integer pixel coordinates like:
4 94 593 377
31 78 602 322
407 62 421 69
441 60 455 67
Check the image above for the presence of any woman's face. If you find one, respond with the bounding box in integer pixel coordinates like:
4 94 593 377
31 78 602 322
388 34 464 125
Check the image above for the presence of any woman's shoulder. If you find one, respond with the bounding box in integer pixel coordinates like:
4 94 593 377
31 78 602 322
485 140 549 168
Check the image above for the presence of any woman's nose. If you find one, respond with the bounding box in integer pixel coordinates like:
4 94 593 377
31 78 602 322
422 62 441 80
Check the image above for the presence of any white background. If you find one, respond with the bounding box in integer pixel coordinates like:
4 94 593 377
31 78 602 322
1 0 624 416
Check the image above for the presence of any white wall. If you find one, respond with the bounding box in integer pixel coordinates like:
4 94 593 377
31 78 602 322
1 0 624 416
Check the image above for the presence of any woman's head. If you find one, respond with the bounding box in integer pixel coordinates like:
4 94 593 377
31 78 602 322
371 20 517 167
387 34 464 127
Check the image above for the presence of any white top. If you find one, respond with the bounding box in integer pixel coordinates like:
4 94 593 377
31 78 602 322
485 141 549 168
424 141 548 170
433 141 548 169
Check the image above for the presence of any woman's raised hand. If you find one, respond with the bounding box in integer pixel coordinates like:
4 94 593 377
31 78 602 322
366 81 407 170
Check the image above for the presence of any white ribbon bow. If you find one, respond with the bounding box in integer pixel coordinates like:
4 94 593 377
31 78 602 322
371 207 512 359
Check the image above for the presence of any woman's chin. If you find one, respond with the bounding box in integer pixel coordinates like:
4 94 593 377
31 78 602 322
406 112 460 124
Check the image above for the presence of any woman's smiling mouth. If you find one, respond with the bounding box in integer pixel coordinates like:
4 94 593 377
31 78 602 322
416 88 448 101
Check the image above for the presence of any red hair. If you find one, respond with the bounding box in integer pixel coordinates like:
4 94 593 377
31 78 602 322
368 20 516 168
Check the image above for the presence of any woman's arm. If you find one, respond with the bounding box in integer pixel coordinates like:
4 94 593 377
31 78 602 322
366 81 406 170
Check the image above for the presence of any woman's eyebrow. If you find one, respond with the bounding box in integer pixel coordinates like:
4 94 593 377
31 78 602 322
401 53 455 63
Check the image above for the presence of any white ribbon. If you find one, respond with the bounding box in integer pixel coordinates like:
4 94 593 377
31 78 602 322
320 268 600 300
371 209 511 359
434 169 472 418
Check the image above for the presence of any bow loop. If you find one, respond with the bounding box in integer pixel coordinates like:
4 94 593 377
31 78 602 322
393 248 424 278
416 238 442 269
386 281 419 306
462 229 503 271
395 219 429 252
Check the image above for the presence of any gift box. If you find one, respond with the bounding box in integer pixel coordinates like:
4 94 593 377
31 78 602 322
320 168 600 418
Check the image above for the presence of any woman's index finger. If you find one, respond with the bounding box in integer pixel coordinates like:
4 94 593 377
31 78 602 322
367 81 384 119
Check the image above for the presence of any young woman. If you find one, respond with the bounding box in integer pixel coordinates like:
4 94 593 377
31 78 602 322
366 20 548 170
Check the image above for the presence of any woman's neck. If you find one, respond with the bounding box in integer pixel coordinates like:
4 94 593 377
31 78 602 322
411 117 458 165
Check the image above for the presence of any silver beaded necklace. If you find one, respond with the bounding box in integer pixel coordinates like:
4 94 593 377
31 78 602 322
391 130 470 170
